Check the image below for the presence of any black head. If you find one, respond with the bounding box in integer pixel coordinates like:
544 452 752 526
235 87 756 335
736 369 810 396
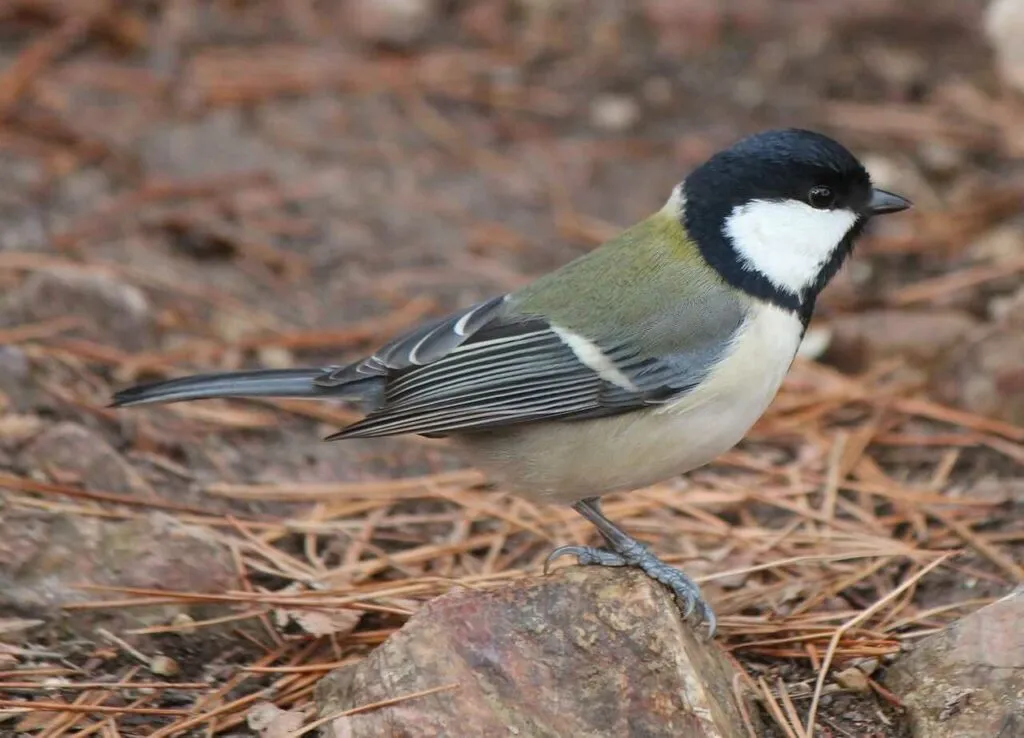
680 129 910 320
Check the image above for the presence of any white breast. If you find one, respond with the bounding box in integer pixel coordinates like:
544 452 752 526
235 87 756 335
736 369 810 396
662 301 801 416
649 300 803 467
461 301 806 503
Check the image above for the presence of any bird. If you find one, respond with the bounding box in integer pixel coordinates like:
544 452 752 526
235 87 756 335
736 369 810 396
110 128 911 636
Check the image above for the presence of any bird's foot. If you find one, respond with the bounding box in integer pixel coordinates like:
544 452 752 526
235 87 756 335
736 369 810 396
545 539 716 637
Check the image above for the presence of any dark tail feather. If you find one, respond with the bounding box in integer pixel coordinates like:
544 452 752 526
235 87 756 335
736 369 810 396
110 368 350 408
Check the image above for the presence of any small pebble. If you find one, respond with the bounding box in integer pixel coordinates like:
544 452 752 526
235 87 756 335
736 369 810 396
590 94 641 132
917 141 964 174
171 613 197 632
149 654 180 677
257 346 295 369
849 657 880 677
861 154 903 192
346 0 438 48
796 326 832 361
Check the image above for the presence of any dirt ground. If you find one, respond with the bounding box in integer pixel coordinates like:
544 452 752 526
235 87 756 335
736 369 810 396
1 1 1023 736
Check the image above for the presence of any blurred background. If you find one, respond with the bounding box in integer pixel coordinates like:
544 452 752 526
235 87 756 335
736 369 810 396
1 1 1023 736
1 0 1022 418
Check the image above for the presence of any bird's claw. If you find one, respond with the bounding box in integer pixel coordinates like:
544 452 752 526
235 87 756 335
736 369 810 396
544 542 717 638
544 544 628 573
638 557 716 636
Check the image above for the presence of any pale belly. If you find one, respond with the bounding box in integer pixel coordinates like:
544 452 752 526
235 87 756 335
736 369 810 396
457 303 803 504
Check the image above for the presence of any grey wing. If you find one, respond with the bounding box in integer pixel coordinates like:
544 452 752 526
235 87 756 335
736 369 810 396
316 295 510 384
322 295 746 439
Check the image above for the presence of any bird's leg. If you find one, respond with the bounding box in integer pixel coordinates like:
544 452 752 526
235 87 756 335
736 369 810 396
546 497 716 635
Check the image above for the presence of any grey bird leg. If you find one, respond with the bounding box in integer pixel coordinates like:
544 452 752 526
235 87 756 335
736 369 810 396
545 497 716 636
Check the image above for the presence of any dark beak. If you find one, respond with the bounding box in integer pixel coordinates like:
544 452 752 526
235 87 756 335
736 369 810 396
868 188 912 215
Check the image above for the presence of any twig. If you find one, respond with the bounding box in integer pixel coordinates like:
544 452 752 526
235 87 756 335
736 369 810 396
927 508 1024 583
0 10 98 118
0 701 189 717
0 682 210 691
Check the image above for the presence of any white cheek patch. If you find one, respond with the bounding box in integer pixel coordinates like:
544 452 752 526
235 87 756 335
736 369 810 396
724 199 859 295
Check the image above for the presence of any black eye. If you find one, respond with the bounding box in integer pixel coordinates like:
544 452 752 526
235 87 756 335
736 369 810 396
807 185 835 210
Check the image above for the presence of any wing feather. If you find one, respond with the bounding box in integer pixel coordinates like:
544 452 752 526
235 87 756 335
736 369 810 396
315 295 511 386
314 293 744 439
385 331 556 401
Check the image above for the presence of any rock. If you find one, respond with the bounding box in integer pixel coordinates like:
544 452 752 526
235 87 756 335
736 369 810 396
20 421 153 497
931 324 1024 425
823 309 980 373
344 0 438 48
986 0 1024 94
884 587 1024 738
0 509 235 628
315 567 760 738
3 269 154 351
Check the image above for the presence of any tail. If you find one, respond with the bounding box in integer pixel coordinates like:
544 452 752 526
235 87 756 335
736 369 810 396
110 368 361 408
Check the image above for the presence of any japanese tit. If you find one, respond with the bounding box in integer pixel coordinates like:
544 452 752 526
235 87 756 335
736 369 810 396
112 128 911 635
